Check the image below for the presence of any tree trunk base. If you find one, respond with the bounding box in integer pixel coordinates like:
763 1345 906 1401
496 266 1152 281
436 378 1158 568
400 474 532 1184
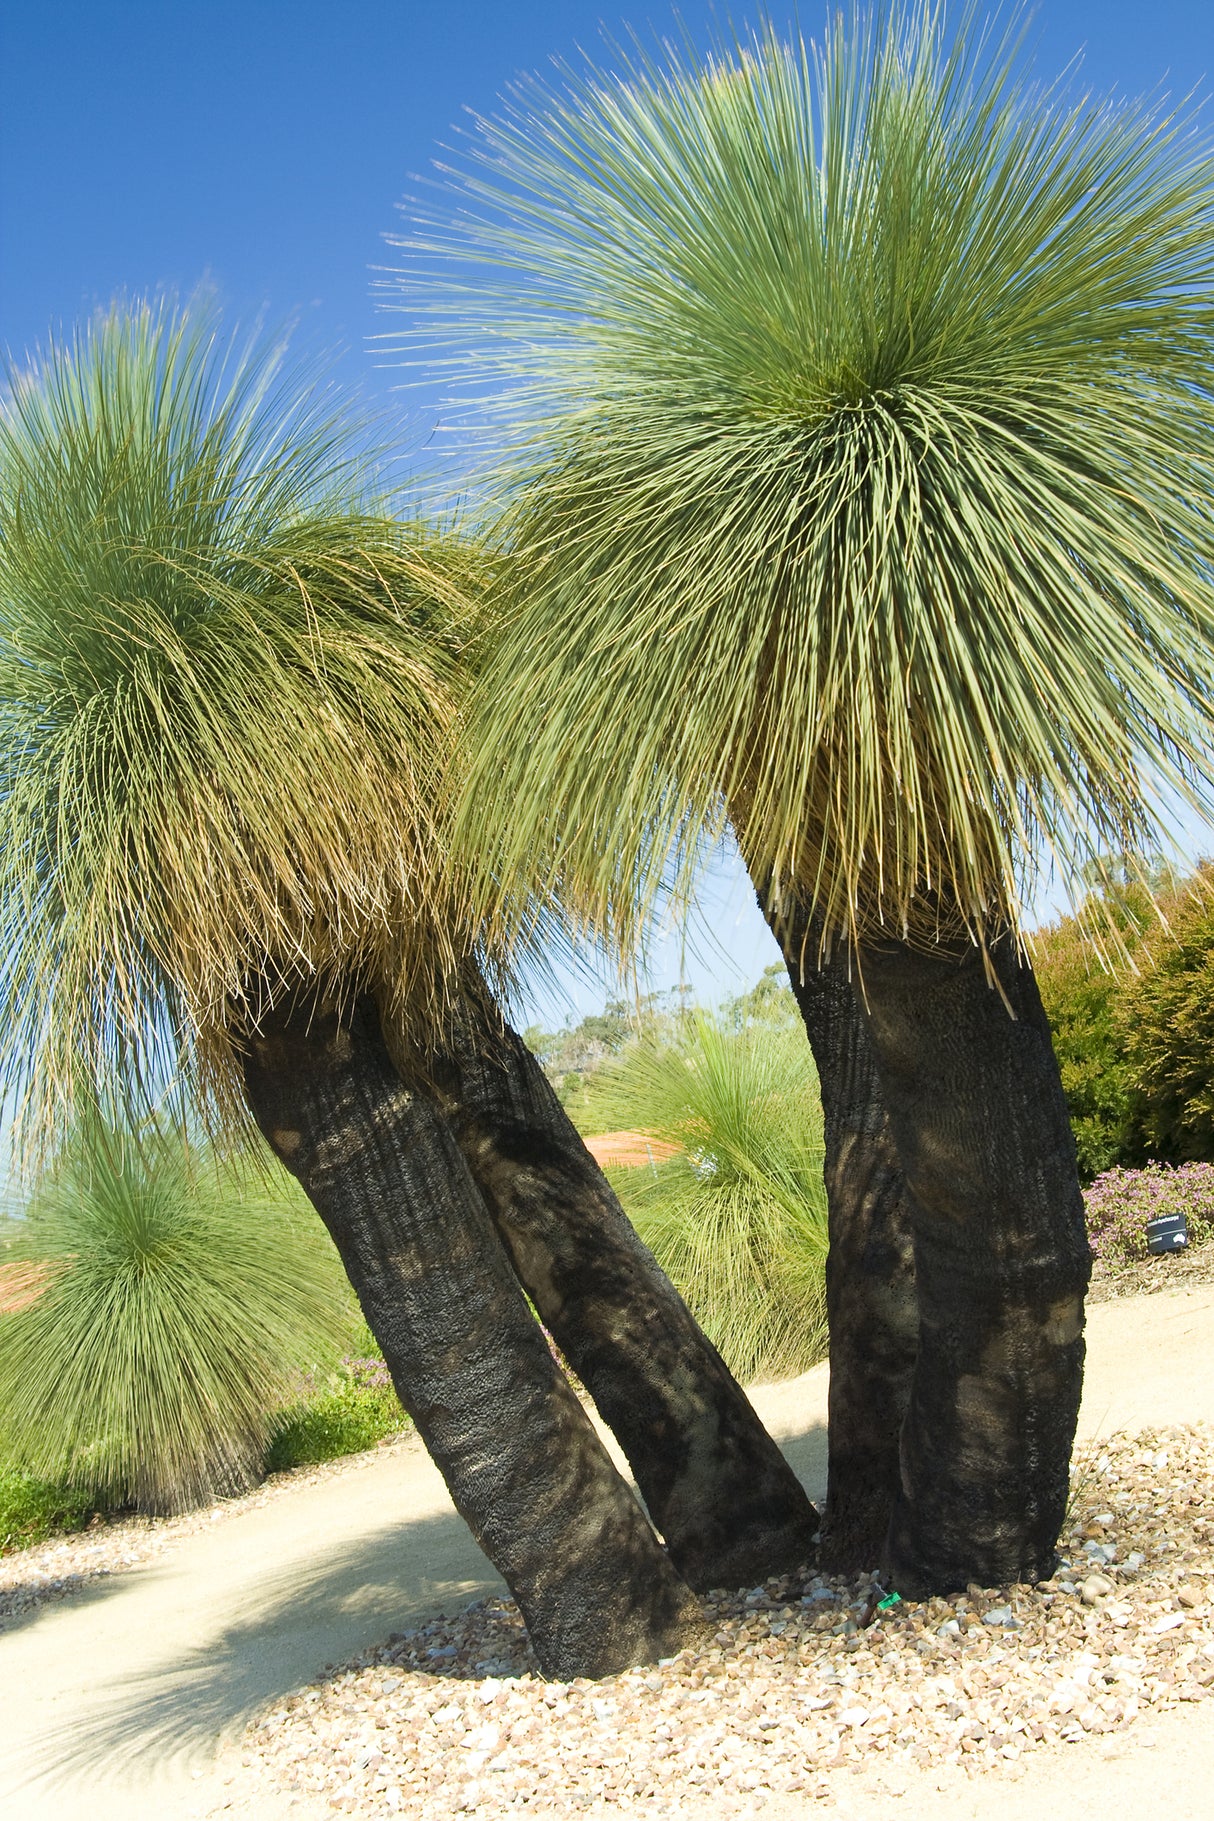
859 932 1090 1596
420 978 819 1593
241 987 703 1678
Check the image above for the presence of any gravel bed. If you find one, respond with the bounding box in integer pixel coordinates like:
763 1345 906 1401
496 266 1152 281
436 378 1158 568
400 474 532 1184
0 1429 415 1631
245 1423 1214 1818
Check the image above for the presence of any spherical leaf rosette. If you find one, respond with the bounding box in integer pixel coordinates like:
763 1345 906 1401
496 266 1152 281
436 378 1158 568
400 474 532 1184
0 298 480 1147
389 3 1214 952
0 1117 358 1513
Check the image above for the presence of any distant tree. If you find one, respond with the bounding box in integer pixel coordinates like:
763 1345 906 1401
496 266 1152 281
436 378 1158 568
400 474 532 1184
525 989 696 1121
1120 866 1214 1162
1032 873 1159 1180
721 963 800 1032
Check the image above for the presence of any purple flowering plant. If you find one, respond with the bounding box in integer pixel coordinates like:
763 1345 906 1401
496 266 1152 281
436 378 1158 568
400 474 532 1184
1083 1162 1214 1269
339 1353 394 1391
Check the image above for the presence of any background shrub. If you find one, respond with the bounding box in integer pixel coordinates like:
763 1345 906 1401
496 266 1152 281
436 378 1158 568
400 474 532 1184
1119 867 1214 1162
0 1119 358 1514
1083 1162 1214 1269
0 1468 93 1554
1031 862 1214 1179
1033 908 1145 1180
590 1012 829 1382
266 1341 408 1471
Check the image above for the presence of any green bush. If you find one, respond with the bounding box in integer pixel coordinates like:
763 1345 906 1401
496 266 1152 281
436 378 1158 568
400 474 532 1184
592 1013 829 1383
266 1352 408 1471
1031 867 1194 1181
0 1468 93 1554
0 1119 358 1514
1033 900 1147 1181
1120 869 1214 1162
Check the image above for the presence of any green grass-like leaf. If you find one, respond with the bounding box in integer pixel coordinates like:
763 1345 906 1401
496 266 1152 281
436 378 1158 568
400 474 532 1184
592 1015 828 1382
0 294 484 1148
393 4 1214 952
0 1120 357 1513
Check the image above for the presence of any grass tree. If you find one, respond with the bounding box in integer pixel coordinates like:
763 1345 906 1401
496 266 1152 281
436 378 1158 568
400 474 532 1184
0 300 703 1675
390 5 1214 1591
0 1119 355 1512
590 1014 830 1384
0 298 813 1672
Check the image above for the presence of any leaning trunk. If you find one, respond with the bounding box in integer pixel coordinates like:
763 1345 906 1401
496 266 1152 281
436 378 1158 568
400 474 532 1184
240 986 701 1678
770 903 918 1574
857 931 1090 1595
416 974 819 1592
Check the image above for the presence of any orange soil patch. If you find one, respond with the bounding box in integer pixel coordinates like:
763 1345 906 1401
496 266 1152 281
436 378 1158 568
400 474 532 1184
583 1130 680 1170
0 1262 46 1314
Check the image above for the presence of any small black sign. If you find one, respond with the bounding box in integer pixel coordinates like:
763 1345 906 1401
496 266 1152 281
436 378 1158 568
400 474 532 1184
1146 1212 1188 1255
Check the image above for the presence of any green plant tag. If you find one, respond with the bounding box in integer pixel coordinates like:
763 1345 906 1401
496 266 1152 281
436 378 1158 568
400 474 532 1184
877 1592 902 1612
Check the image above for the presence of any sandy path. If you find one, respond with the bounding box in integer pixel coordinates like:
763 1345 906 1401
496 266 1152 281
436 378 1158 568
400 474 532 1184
2 1284 1213 1820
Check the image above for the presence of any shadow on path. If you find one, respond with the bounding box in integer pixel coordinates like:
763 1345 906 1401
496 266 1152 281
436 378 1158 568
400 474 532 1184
22 1504 499 1795
0 1556 149 1641
30 1416 829 1796
772 1423 828 1506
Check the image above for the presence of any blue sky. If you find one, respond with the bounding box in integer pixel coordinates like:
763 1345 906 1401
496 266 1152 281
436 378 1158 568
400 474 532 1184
3 1 1213 1025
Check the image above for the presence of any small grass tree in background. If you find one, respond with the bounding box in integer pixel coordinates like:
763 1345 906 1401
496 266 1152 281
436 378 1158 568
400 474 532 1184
591 1015 828 1383
0 1120 356 1513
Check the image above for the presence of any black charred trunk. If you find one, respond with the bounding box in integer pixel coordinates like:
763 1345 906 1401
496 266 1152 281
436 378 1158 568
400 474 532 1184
240 987 701 1678
417 977 819 1592
857 932 1090 1595
766 904 919 1573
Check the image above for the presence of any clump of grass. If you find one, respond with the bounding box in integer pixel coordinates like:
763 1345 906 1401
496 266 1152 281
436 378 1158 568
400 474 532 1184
0 1118 358 1514
0 1468 94 1555
593 1014 828 1383
267 1341 409 1472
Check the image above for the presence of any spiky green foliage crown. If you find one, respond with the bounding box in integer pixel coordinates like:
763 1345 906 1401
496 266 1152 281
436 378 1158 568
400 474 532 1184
0 298 480 1142
391 4 1214 951
0 1117 355 1512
